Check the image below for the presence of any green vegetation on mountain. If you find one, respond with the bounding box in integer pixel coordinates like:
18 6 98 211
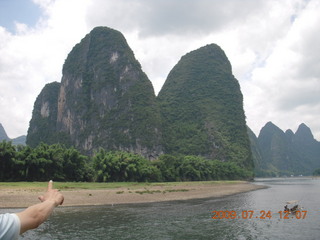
26 82 71 147
28 27 162 158
25 27 254 179
158 44 253 170
250 122 320 176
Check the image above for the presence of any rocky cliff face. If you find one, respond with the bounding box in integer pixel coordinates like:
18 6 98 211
251 122 320 176
27 82 63 146
157 44 253 169
28 27 162 159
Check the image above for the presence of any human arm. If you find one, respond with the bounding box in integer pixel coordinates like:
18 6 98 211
16 180 64 234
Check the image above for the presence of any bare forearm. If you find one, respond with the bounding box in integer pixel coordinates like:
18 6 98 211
16 180 64 235
16 200 57 234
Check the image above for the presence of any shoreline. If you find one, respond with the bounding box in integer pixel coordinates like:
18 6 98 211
0 181 266 208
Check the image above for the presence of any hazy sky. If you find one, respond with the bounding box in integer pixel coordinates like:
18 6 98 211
0 0 319 140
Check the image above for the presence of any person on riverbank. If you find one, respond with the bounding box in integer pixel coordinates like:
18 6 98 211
0 180 64 239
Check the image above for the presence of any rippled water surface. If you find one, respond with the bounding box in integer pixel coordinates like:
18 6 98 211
2 177 319 239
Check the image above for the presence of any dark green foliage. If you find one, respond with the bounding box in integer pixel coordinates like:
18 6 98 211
0 141 90 182
0 141 23 181
158 44 253 170
0 141 251 182
313 169 320 176
93 149 161 182
62 147 94 181
152 155 183 181
152 154 252 181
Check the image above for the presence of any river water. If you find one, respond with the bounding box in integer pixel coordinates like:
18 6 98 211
2 177 319 239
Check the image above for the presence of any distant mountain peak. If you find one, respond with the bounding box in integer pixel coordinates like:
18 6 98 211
258 121 284 139
285 129 294 136
295 123 315 141
0 123 9 141
0 123 26 145
252 121 320 177
285 129 295 141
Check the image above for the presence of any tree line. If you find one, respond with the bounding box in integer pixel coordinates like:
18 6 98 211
313 169 320 176
0 140 252 182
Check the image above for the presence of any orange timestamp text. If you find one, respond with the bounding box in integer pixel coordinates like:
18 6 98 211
211 210 307 220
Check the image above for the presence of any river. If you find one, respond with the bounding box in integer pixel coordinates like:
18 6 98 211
3 177 320 239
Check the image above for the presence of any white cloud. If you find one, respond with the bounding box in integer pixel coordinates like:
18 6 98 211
0 0 319 141
243 0 320 139
0 0 90 138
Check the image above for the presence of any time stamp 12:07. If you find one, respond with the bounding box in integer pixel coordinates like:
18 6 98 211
211 210 308 220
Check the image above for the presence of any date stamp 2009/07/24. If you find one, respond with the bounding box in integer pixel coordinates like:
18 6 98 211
211 210 307 220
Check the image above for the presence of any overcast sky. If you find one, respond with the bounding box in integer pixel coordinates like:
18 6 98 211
0 0 319 140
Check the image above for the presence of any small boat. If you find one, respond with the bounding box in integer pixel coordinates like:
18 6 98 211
284 200 300 213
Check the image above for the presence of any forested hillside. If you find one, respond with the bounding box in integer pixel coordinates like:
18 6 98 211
158 44 253 170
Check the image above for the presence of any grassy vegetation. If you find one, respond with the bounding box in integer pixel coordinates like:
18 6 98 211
165 189 189 193
0 180 245 191
135 190 162 194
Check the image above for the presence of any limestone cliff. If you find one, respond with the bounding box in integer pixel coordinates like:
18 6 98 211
28 27 162 158
26 82 66 146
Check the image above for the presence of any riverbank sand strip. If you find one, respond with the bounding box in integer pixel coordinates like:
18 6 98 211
0 182 266 208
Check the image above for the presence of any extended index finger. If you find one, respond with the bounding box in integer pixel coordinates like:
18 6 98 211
48 180 53 191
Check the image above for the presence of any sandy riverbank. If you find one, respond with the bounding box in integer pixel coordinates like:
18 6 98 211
0 181 266 208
